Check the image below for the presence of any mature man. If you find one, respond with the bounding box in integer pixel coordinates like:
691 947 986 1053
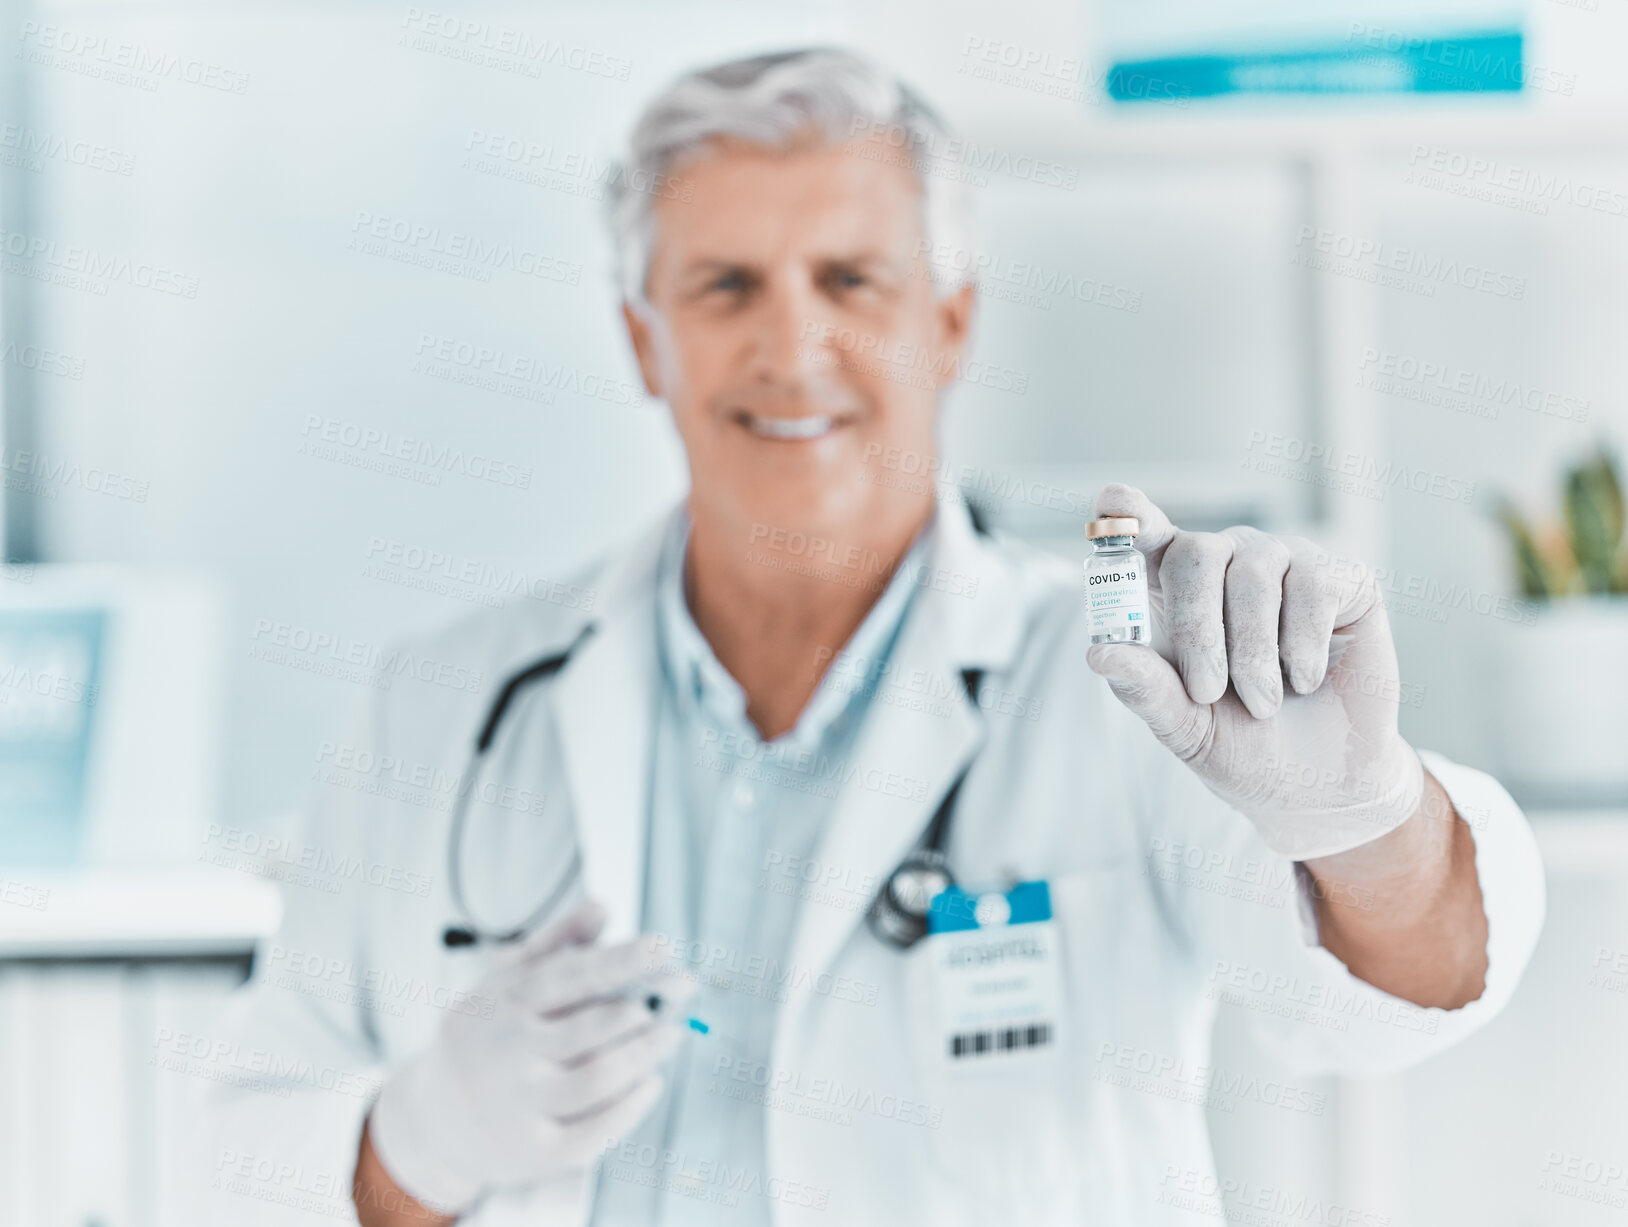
205 48 1543 1227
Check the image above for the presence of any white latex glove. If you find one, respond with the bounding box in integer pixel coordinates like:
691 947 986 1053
1085 483 1424 861
368 898 695 1216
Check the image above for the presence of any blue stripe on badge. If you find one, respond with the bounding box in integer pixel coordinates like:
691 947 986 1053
928 880 1053 934
1107 30 1525 100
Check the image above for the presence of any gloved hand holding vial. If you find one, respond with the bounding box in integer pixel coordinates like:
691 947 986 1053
1083 482 1425 861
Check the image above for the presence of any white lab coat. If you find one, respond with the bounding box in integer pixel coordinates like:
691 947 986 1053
200 495 1545 1226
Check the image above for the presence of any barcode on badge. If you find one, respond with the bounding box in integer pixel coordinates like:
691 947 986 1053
948 1022 1053 1059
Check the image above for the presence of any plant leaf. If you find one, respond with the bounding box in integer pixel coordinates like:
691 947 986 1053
1497 497 1554 599
1565 447 1625 594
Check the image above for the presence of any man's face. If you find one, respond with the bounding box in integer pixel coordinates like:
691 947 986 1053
623 131 973 543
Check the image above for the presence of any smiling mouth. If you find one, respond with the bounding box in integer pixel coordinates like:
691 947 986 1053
731 411 847 441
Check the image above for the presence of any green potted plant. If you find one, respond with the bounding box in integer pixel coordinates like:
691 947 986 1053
1494 444 1628 804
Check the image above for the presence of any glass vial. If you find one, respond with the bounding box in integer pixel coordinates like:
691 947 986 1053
1084 516 1150 645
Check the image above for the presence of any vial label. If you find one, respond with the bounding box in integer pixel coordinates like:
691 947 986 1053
1084 553 1149 644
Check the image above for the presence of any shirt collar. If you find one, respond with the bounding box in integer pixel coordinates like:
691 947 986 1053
655 505 935 750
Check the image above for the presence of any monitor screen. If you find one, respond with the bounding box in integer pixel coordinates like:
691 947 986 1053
0 607 107 864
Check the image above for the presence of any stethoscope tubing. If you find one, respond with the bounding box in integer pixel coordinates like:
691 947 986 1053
441 647 985 951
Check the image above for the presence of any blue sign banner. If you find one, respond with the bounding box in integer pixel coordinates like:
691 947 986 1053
1109 30 1525 100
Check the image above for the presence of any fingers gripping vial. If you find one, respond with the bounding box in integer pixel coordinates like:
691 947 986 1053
1084 516 1150 645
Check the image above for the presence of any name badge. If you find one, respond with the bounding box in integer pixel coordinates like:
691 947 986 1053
925 880 1062 1065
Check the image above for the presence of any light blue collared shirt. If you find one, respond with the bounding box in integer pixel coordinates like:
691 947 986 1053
589 505 933 1225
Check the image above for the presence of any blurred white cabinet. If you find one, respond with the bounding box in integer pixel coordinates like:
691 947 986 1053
0 871 279 1227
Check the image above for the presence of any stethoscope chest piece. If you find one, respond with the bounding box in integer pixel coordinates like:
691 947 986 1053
866 847 954 950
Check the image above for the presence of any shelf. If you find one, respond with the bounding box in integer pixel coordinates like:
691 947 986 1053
0 867 282 961
958 99 1628 162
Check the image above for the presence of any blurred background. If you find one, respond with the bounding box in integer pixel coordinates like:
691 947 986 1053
1 0 1626 1223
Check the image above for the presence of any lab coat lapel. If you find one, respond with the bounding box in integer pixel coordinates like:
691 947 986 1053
782 592 981 999
781 494 1026 1036
551 509 675 944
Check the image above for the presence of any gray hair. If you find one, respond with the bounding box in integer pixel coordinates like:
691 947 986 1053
606 47 976 305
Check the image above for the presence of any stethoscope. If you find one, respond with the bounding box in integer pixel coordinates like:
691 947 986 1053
441 644 984 951
440 625 596 948
440 527 993 952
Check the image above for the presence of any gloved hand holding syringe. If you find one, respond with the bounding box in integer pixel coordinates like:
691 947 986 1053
368 897 708 1218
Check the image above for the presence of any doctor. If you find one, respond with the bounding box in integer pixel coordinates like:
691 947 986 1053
205 47 1544 1227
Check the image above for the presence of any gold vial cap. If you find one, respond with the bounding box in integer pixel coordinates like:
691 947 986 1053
1086 516 1140 540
